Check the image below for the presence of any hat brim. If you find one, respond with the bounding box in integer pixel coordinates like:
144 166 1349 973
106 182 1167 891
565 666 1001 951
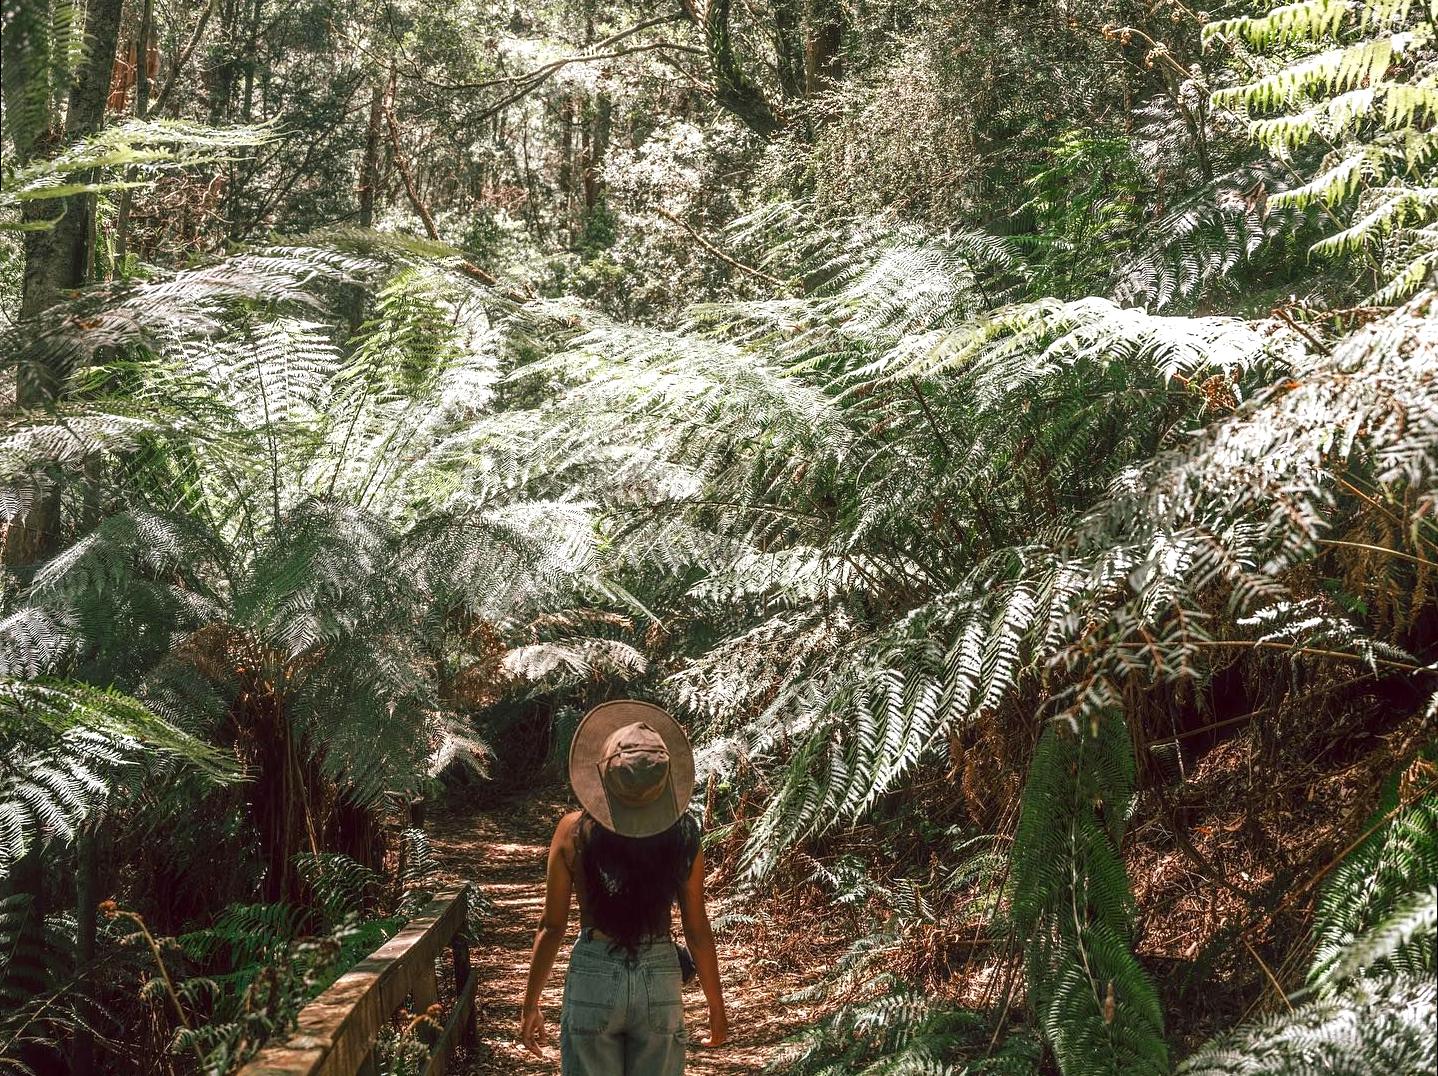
569 701 695 837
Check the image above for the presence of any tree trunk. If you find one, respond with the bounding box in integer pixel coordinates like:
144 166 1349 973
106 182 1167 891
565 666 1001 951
69 828 99 1076
242 0 261 121
208 0 239 124
803 0 844 96
4 0 124 565
348 76 386 330
0 846 54 1073
558 94 576 233
772 0 806 102
248 697 316 905
48 0 126 300
11 0 125 325
327 795 386 881
4 1 69 344
576 5 609 226
582 92 611 215
359 81 385 227
0 0 59 164
117 0 157 264
223 0 265 240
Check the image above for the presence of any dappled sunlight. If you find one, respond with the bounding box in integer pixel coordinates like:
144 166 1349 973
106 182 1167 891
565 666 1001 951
3 0 1436 1072
427 797 841 1074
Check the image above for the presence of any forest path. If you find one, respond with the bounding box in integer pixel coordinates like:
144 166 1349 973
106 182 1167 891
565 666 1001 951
427 795 823 1075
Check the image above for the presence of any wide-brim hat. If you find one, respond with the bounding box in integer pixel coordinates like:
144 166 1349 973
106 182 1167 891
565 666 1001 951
569 700 695 837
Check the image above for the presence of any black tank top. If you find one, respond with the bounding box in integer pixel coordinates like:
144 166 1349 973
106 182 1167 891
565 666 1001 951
575 813 701 946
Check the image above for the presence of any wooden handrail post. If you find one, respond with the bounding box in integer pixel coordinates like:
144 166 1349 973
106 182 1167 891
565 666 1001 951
450 889 476 1045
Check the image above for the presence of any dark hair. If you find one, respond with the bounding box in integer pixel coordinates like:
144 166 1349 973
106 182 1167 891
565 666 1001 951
577 812 699 953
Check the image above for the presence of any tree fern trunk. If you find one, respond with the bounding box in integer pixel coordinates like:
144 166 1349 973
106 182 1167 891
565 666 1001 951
247 696 311 904
69 827 98 1076
0 845 54 1074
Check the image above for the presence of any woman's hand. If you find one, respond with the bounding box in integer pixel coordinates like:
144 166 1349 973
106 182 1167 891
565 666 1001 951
520 1003 549 1057
698 1008 728 1048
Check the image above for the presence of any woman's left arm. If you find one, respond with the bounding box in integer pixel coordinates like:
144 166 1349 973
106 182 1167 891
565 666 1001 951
520 811 577 1058
679 848 727 1048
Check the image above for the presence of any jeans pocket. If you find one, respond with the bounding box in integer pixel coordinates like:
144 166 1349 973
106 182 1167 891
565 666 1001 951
645 967 684 1033
564 966 619 1034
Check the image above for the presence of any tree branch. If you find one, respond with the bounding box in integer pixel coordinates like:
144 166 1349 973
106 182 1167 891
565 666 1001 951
381 91 531 301
153 0 219 117
400 14 693 93
382 98 439 241
679 0 782 137
654 206 788 288
457 42 700 125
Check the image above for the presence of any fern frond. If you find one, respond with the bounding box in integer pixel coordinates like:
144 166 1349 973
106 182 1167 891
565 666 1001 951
1211 34 1419 113
0 119 272 221
1309 766 1438 988
1178 973 1437 1075
1204 0 1352 48
0 679 233 879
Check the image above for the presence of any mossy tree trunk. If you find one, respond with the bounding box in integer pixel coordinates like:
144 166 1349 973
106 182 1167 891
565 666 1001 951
0 8 124 1069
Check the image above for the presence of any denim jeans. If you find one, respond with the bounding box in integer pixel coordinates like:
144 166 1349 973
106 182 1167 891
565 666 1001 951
559 933 686 1075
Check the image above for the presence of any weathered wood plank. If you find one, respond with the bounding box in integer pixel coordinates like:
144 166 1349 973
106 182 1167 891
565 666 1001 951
411 961 439 1014
421 968 479 1076
238 887 470 1076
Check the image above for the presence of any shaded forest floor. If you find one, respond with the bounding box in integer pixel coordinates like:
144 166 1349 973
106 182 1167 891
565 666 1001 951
412 691 1435 1070
427 795 837 1074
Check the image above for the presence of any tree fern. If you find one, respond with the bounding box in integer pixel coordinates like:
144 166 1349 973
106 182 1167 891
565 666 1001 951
1205 0 1438 300
0 238 616 829
0 893 86 1076
0 0 71 144
1 120 271 228
1173 737 1437 1072
0 679 232 879
499 188 1438 1072
1177 972 1436 1075
173 904 375 1073
1308 757 1438 989
1117 85 1323 313
770 977 1041 1076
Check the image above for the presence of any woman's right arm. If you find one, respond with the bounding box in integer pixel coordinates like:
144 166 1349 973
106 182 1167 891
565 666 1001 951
520 811 577 1057
678 848 727 1048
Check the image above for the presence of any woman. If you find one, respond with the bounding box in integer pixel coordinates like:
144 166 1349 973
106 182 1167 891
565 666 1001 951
520 700 728 1073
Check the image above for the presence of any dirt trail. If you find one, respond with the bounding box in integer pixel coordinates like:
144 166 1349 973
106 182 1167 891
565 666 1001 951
427 796 826 1075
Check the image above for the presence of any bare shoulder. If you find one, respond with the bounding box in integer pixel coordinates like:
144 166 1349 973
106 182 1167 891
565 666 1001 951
554 809 584 845
547 810 583 873
558 808 583 830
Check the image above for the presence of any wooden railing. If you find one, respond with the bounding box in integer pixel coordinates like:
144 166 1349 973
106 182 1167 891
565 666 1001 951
239 887 478 1076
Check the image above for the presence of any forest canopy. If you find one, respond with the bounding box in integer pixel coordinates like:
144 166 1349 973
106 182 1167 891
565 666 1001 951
1 0 1436 1073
